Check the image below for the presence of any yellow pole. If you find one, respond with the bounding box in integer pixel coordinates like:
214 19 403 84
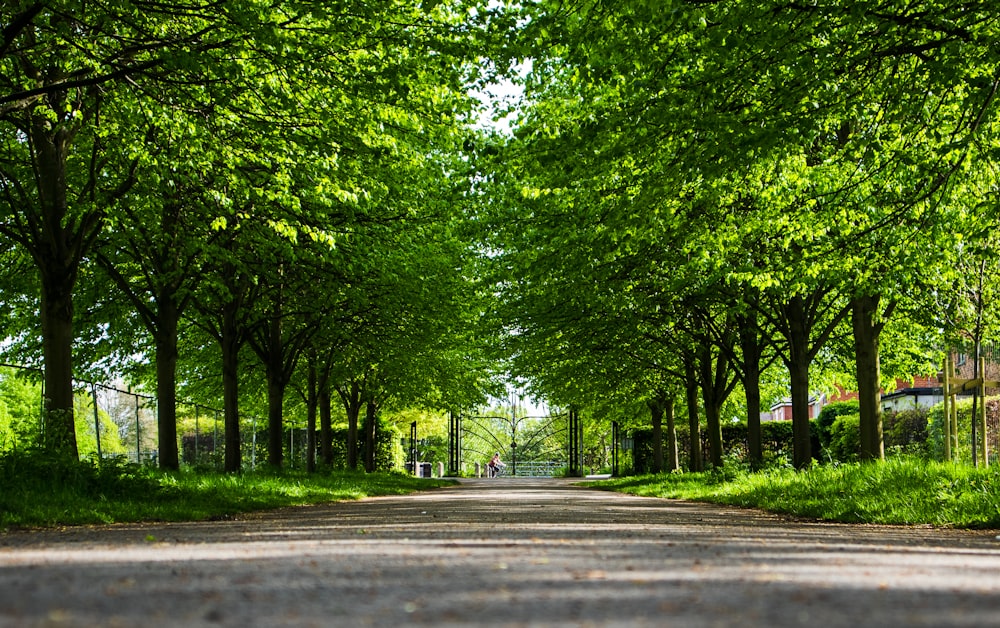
980 357 989 468
950 356 960 460
943 357 952 462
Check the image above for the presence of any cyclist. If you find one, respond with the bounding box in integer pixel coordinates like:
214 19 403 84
487 452 504 477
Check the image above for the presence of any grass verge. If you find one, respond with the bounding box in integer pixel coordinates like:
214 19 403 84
0 451 454 529
589 457 1000 529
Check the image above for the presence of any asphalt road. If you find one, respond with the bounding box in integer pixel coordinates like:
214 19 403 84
2 478 1000 627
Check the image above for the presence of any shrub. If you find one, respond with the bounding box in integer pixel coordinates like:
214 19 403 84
0 448 160 500
927 396 1000 464
828 413 861 462
883 408 930 457
328 420 403 471
816 400 860 448
631 418 818 472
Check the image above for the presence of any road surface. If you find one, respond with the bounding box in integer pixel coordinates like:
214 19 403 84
2 478 999 627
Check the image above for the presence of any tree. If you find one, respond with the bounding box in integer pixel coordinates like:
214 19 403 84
494 0 1000 473
0 1 261 458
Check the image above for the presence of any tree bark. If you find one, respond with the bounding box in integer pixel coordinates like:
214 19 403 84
340 381 362 470
852 294 885 461
785 295 813 468
665 396 679 472
698 344 727 468
39 274 78 458
220 294 243 473
363 397 377 472
684 355 703 472
266 314 285 469
319 372 333 467
738 316 764 469
649 398 664 474
32 107 82 459
306 363 317 473
153 291 180 470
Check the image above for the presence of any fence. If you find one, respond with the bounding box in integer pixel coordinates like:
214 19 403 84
0 364 313 470
512 460 565 477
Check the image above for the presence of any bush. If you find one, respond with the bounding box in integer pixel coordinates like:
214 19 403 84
0 448 160 500
927 396 1000 464
883 408 930 457
816 400 860 448
327 420 403 471
828 413 861 462
631 418 818 472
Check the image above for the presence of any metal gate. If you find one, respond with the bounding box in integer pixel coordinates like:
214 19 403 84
452 410 583 477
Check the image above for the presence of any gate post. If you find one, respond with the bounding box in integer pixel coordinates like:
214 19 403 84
612 421 620 476
568 408 583 477
410 421 418 476
448 411 461 476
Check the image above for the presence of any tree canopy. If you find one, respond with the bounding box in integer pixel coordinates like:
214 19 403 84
3 1 1000 471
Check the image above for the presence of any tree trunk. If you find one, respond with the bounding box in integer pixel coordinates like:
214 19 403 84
153 292 180 470
221 300 242 473
738 316 764 468
665 396 679 472
852 295 885 462
266 315 285 469
363 397 377 472
33 109 81 459
698 345 726 468
39 274 79 458
649 399 664 474
785 295 813 468
319 374 333 467
306 363 317 473
341 382 362 470
684 355 703 472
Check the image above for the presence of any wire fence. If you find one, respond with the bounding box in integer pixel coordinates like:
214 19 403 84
512 461 565 477
0 363 311 470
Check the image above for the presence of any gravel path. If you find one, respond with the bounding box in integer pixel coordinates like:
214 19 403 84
2 478 999 627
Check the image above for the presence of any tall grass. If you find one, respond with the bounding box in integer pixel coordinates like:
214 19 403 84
594 457 1000 528
0 449 453 529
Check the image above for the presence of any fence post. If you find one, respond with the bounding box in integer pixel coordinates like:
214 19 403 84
980 356 989 468
135 395 141 464
950 358 960 457
214 410 219 470
195 405 200 466
92 384 102 460
943 357 951 462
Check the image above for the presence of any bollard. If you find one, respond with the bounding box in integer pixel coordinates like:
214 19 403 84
437 462 444 478
475 462 481 477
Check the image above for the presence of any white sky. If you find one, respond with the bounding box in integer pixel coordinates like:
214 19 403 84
470 60 531 135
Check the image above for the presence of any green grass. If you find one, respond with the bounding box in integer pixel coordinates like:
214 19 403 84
0 451 454 529
7 451 998 531
590 457 1000 529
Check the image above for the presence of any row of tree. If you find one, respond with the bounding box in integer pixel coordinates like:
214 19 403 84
479 1 1000 470
8 2 1000 476
0 1 520 471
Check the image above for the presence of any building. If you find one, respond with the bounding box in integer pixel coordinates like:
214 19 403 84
768 376 943 421
880 375 943 414
767 395 824 422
